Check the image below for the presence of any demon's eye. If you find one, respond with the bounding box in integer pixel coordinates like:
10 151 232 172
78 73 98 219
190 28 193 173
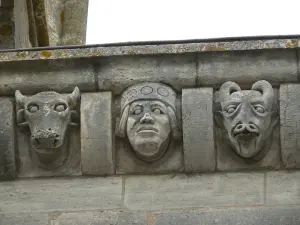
226 105 237 114
55 103 67 112
254 105 265 114
27 104 39 113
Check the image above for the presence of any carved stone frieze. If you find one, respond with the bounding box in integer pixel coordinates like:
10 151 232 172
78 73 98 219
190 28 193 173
215 80 279 164
15 87 80 173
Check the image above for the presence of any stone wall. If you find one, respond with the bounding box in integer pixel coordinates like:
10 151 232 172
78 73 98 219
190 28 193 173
1 38 300 224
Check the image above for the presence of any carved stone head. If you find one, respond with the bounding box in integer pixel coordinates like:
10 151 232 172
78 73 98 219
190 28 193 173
15 87 80 168
215 80 278 160
116 83 181 162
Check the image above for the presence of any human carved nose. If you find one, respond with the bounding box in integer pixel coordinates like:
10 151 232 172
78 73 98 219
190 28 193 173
140 113 154 124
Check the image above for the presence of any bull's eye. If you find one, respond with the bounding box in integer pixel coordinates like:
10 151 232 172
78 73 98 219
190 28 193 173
27 104 39 113
55 103 67 112
254 105 265 114
226 105 237 114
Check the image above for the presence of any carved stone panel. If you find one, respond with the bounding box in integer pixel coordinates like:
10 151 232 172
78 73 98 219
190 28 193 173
0 98 15 180
182 88 215 172
81 92 114 175
15 87 81 177
280 84 300 168
215 80 281 171
115 82 183 174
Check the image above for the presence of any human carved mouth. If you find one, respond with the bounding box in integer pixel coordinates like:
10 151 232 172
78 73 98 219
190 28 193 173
137 126 159 133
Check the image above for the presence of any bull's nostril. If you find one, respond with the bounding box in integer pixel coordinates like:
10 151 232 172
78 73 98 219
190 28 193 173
55 134 60 138
249 124 256 130
48 128 52 131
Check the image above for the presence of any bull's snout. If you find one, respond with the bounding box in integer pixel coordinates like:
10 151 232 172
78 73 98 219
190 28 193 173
31 129 62 149
233 123 259 136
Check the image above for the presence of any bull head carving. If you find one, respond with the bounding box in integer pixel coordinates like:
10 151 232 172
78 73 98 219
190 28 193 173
15 87 80 168
215 80 278 160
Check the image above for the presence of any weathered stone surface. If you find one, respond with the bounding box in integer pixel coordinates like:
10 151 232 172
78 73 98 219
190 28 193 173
0 8 14 49
98 54 196 94
17 90 81 177
124 173 264 210
0 213 48 225
280 84 300 168
81 92 114 175
14 0 31 48
0 177 122 213
216 126 281 171
116 141 183 174
44 0 64 46
53 210 147 225
0 59 95 95
152 206 300 225
0 98 15 180
215 86 281 171
0 38 298 62
60 0 89 45
197 50 297 86
266 171 300 205
182 88 215 172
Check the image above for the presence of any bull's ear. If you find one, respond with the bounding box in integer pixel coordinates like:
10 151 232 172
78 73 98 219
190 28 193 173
69 110 79 126
16 109 28 127
214 111 224 128
68 87 80 108
15 90 25 110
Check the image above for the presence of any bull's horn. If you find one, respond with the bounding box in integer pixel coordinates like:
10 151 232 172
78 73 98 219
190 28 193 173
15 90 25 108
68 87 80 107
251 80 274 102
219 81 241 102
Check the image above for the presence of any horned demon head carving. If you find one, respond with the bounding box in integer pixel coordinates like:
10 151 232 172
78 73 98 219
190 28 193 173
215 80 278 160
15 87 80 168
116 83 181 163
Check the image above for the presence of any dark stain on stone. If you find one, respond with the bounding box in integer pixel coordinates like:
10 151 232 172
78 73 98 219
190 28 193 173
60 9 65 24
40 50 52 58
16 52 27 57
0 24 13 36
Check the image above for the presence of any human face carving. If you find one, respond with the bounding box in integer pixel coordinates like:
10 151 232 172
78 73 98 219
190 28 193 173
126 100 171 162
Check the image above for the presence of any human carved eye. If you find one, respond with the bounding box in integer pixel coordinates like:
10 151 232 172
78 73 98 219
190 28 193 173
152 108 164 115
55 103 67 112
133 108 142 115
226 105 237 114
27 104 39 113
254 105 265 114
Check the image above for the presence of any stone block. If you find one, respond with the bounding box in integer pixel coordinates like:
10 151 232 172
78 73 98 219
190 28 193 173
0 177 122 213
98 54 196 95
197 49 297 86
182 88 215 172
280 84 300 168
152 206 300 225
18 127 81 178
0 98 15 180
0 59 95 95
53 210 146 225
266 171 300 205
215 89 281 171
0 213 48 225
124 173 264 210
81 92 114 175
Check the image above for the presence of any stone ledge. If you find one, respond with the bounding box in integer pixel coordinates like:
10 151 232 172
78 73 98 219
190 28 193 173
0 38 299 62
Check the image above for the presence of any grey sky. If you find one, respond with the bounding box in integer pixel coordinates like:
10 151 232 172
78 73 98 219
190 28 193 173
86 0 299 44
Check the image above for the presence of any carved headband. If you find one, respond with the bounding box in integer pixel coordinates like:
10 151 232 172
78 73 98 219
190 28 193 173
120 83 177 113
